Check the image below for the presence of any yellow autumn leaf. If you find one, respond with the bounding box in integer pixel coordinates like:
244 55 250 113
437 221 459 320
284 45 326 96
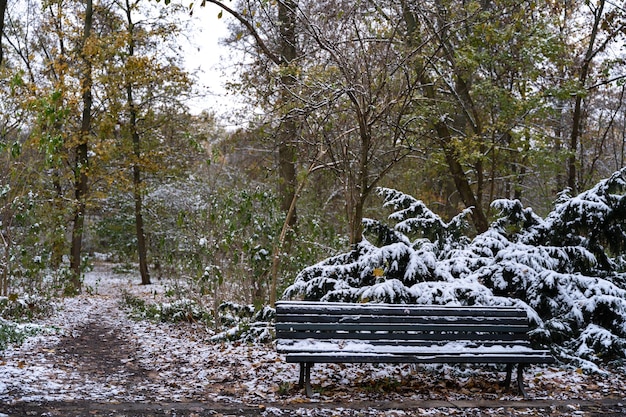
373 267 384 277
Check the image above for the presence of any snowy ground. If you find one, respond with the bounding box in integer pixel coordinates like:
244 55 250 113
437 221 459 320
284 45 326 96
0 263 625 416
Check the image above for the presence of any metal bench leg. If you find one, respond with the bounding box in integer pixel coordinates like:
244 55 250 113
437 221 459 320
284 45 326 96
503 363 513 388
297 362 314 397
298 363 305 388
517 364 528 399
304 362 313 397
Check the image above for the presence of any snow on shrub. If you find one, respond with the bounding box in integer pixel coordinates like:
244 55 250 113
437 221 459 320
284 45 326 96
284 169 626 366
211 302 275 343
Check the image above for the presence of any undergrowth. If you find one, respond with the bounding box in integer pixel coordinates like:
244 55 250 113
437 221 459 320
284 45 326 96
0 294 54 350
119 291 275 343
0 318 44 350
120 290 212 324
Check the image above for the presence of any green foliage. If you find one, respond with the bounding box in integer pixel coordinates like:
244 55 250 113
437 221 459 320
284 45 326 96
0 294 53 322
144 180 281 304
120 291 275 343
0 295 53 351
0 180 74 296
120 290 212 324
0 318 45 351
210 301 275 343
93 193 137 260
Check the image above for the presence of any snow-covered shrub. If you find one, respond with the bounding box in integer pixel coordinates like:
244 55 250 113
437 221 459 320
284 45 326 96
284 169 626 365
284 188 497 305
0 293 54 351
120 291 212 324
211 302 275 343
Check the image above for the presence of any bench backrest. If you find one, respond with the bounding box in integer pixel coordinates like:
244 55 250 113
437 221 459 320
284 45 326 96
275 301 532 345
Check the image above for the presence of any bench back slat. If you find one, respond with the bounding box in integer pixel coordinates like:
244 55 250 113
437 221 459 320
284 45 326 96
276 301 525 318
276 314 528 326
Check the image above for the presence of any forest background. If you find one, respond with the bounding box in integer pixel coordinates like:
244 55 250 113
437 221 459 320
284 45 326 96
1 0 626 365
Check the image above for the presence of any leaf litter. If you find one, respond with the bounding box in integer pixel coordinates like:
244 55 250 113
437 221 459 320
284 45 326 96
0 264 624 416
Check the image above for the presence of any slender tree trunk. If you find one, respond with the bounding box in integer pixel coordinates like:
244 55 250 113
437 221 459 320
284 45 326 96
0 0 7 65
347 105 371 245
132 146 151 285
423 80 489 233
129 96 150 285
70 0 94 292
277 0 298 229
1 221 11 296
568 0 605 193
125 0 150 285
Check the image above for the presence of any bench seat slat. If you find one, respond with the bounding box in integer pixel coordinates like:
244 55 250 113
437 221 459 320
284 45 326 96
277 340 535 354
285 352 555 364
275 322 530 333
278 338 532 349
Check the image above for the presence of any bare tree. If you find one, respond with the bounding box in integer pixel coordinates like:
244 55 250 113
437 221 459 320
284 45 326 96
566 0 626 193
296 1 418 243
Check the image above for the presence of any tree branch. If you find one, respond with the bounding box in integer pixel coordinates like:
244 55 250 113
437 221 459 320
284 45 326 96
200 0 281 65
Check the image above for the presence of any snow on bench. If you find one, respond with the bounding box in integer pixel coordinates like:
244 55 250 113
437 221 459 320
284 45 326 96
275 301 555 398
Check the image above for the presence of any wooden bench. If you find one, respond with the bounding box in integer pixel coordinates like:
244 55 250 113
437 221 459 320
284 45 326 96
275 301 555 398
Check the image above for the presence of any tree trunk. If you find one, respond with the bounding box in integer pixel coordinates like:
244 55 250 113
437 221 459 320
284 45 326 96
568 0 605 193
0 0 7 65
437 123 489 233
129 98 150 285
277 0 298 229
70 0 94 292
347 102 372 245
133 160 151 285
423 82 489 233
1 219 11 296
125 0 150 285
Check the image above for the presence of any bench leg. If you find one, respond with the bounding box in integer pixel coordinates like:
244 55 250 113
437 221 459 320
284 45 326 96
298 363 305 388
297 362 314 397
503 363 513 388
517 363 528 399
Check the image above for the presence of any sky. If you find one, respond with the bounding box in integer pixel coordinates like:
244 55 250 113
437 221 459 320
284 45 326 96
183 4 243 121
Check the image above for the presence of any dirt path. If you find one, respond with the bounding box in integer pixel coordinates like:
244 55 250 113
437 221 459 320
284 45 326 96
2 397 626 416
54 319 153 390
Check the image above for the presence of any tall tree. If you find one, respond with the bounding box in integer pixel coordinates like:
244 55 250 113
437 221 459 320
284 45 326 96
565 0 626 193
69 0 94 292
123 0 150 285
276 0 298 228
94 0 193 284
